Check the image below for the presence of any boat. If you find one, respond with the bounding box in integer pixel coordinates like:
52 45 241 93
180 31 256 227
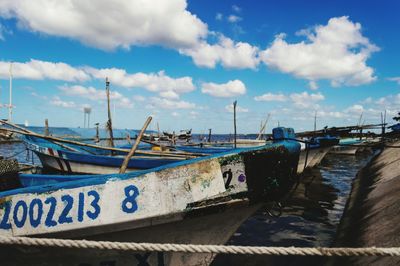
22 135 189 174
0 127 300 266
329 138 364 155
297 136 339 174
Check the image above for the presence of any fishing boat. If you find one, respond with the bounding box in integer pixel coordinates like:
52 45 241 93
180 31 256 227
297 136 339 174
329 138 364 155
22 135 191 174
0 128 300 266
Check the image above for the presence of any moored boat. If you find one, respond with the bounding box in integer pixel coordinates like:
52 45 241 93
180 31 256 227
329 138 364 155
0 128 300 266
22 135 187 174
297 136 339 174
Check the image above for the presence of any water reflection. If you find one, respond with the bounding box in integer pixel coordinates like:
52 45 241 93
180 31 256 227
213 153 373 266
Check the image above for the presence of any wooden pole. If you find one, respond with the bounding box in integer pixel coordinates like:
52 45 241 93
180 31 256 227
314 111 317 133
94 123 99 143
105 77 114 148
120 116 152 173
208 128 212 143
44 119 49 136
233 100 237 149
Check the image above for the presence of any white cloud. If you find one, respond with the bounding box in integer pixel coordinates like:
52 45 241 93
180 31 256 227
260 16 379 87
50 96 76 108
201 79 246 98
171 111 180 117
232 5 241 13
308 81 319 90
290 91 324 108
254 91 324 108
254 92 288 102
225 104 249 113
0 0 207 50
387 77 400 85
215 13 223 21
227 15 242 23
86 68 195 99
180 35 259 69
345 104 364 114
0 59 89 81
133 95 146 102
59 85 133 108
147 97 196 110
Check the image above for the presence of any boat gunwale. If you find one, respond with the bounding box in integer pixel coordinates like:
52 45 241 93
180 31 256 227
0 140 300 198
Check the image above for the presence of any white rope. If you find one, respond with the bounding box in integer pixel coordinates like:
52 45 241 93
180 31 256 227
0 236 399 256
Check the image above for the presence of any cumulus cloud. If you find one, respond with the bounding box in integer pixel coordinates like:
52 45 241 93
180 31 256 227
215 13 223 21
0 0 257 70
387 77 400 85
59 85 133 108
254 92 288 102
50 96 76 108
0 0 207 50
254 91 324 108
232 5 241 13
86 68 195 99
0 59 89 81
290 91 324 108
260 16 379 87
201 79 246 98
0 58 195 99
180 35 259 69
227 15 242 23
147 97 196 110
225 104 249 113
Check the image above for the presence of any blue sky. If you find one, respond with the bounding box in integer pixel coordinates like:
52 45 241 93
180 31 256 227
0 0 399 133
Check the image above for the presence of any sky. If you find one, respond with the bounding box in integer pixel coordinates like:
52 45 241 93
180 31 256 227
0 0 399 134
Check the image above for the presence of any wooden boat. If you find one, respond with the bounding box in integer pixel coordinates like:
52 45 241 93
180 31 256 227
297 136 339 174
22 135 187 174
0 128 300 266
329 138 364 155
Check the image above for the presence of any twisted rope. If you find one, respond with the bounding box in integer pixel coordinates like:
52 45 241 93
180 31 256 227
0 236 399 256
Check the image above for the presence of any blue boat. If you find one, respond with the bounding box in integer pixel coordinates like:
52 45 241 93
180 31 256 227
22 135 186 174
0 127 300 266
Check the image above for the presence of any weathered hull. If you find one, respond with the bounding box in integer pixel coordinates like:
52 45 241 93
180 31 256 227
33 149 182 174
297 147 331 174
0 131 300 266
36 152 141 174
329 145 360 155
0 199 261 266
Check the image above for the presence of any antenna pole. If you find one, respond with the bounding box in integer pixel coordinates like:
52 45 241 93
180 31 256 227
233 100 237 148
9 63 13 122
106 77 114 147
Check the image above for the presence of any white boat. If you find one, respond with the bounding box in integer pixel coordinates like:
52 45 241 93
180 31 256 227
0 129 301 266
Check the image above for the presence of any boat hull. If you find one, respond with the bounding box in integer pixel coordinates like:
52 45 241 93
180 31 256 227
297 146 331 174
33 149 181 174
0 199 261 266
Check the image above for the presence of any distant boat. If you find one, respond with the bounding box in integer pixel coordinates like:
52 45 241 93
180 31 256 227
0 128 300 266
22 135 185 174
329 138 364 155
24 120 29 127
297 136 339 174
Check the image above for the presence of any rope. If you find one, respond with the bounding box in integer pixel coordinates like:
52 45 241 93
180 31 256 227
0 236 399 256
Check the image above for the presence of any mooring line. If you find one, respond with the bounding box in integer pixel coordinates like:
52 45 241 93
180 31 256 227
0 236 399 256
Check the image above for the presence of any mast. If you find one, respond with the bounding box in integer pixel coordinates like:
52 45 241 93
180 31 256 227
233 100 237 148
8 63 13 122
105 77 114 147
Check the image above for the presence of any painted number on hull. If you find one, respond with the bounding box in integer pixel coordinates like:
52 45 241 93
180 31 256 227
0 185 139 230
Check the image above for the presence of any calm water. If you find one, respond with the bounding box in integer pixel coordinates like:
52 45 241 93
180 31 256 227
213 152 374 266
